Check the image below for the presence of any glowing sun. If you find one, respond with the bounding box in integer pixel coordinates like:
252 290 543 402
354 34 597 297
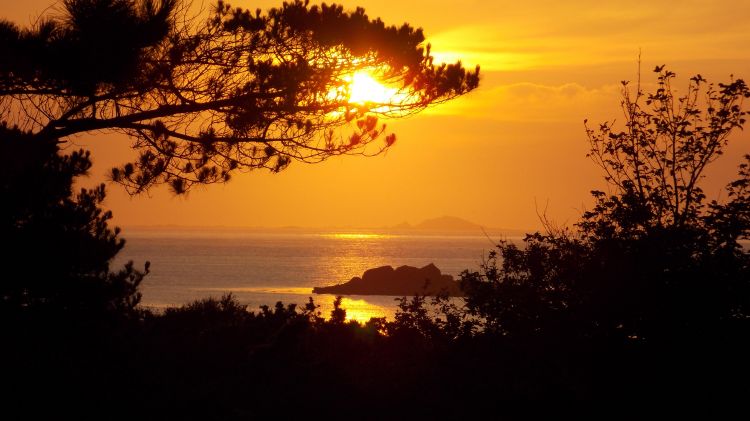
346 70 399 106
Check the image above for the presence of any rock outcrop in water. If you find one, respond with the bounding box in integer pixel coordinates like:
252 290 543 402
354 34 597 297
313 263 463 296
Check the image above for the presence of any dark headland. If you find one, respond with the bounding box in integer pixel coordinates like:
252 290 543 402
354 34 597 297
313 263 463 296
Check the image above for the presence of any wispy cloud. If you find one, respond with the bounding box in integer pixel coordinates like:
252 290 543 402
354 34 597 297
426 82 623 121
426 1 750 72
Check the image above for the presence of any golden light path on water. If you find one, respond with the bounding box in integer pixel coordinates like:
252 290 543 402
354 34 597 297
193 286 395 323
335 297 393 322
322 232 392 240
121 229 486 324
192 233 409 322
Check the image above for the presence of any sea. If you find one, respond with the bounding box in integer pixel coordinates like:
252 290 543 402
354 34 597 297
114 228 512 321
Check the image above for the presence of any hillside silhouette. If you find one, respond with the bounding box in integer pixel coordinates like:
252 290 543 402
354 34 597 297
413 215 481 231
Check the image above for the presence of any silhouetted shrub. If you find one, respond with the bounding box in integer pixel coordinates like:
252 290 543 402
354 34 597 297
453 68 750 403
0 125 147 322
461 67 750 342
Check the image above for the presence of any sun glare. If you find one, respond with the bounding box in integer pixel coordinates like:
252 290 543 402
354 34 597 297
325 69 409 115
338 297 390 322
347 71 397 105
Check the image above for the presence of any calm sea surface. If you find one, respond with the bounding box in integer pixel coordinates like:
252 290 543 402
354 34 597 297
115 229 510 321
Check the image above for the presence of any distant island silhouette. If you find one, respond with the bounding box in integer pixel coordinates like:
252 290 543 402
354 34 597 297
313 263 464 296
391 216 482 232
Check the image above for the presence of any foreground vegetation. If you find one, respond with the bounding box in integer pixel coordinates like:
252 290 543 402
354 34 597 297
4 290 748 418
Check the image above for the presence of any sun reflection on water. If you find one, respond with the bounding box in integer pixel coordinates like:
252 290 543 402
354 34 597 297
335 297 390 323
189 287 395 322
322 232 392 240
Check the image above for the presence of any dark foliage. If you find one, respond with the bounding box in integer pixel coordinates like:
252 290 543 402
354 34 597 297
5 294 585 419
1 0 479 193
454 68 750 405
461 68 750 340
0 125 147 321
0 123 152 418
0 0 175 95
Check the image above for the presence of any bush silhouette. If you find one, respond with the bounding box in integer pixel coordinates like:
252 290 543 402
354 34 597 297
0 125 147 321
460 67 750 342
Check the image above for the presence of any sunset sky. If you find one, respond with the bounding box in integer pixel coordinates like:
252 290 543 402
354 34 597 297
6 0 750 230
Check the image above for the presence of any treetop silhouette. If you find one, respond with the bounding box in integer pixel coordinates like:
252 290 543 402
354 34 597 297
0 124 147 320
460 67 750 341
0 0 480 193
583 66 749 237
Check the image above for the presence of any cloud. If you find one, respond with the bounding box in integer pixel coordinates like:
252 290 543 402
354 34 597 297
425 1 750 72
425 82 623 122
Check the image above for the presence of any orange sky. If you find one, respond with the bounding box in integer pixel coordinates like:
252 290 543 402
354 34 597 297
5 0 750 230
